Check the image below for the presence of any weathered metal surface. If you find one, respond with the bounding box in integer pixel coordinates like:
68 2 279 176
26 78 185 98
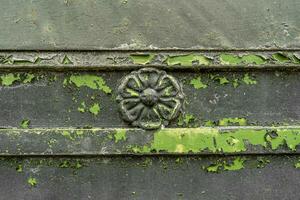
0 127 299 156
1 0 300 50
1 0 300 199
0 156 299 200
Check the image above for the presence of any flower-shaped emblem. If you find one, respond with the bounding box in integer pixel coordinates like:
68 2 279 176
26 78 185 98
116 68 184 129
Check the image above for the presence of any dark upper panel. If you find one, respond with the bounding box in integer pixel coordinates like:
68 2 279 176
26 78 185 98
1 0 300 50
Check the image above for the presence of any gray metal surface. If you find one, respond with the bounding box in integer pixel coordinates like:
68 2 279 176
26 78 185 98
1 0 300 50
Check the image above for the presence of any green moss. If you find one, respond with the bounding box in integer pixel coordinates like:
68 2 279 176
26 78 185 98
166 54 211 66
67 75 111 94
1 73 21 86
219 118 247 126
130 54 155 65
242 73 257 85
20 119 30 129
272 53 290 63
89 103 100 116
27 177 37 187
190 77 207 89
114 129 127 143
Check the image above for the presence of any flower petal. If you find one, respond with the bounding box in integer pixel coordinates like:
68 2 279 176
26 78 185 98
155 75 181 97
118 75 143 98
157 98 182 120
119 99 143 122
137 68 161 88
137 107 162 129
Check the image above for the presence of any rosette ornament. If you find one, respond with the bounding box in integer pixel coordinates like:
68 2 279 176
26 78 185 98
116 68 184 129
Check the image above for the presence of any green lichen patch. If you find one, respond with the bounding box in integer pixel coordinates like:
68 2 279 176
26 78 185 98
190 77 207 89
130 54 155 65
89 103 100 116
114 129 127 143
20 119 30 129
27 177 37 187
66 74 112 94
166 54 211 66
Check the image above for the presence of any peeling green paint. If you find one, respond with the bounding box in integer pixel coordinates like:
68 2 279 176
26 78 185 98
166 54 211 66
177 114 195 127
242 73 257 85
272 53 290 63
241 54 266 65
16 164 23 172
23 74 35 83
220 54 266 65
0 73 20 86
20 119 30 129
77 102 86 113
205 157 245 173
89 103 100 116
114 129 127 143
27 177 37 187
295 160 300 169
130 54 155 65
190 77 207 89
67 75 112 94
219 118 247 126
220 54 241 65
129 128 300 154
265 129 300 150
224 157 245 171
62 130 74 140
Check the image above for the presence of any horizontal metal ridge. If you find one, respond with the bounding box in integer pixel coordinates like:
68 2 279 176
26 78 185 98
0 126 299 156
